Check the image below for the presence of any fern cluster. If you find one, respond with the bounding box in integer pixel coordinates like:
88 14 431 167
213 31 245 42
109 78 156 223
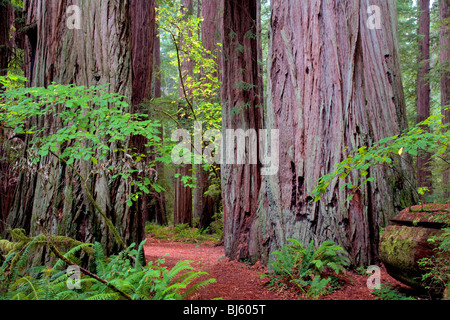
263 239 350 299
0 231 215 300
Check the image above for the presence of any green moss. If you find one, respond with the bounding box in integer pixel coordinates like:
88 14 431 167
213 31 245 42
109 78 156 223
380 226 416 270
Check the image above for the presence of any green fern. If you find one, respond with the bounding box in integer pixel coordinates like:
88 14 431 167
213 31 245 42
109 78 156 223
266 239 350 298
135 239 147 269
1 230 215 300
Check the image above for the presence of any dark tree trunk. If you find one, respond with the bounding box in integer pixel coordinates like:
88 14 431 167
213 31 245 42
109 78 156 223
0 1 14 76
220 0 264 261
441 0 450 199
0 1 16 234
416 0 433 196
5 0 156 258
130 0 157 231
174 0 194 226
151 24 168 226
222 0 416 266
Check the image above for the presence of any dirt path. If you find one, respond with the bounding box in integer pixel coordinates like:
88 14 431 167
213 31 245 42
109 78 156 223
144 238 412 300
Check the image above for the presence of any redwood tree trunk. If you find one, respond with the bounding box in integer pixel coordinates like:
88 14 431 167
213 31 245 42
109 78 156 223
441 0 450 199
220 0 264 260
223 0 416 266
0 1 14 76
417 0 433 196
0 1 16 234
5 0 156 257
151 24 168 225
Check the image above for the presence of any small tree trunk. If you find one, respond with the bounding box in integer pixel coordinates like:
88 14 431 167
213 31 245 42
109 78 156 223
416 0 433 197
441 0 450 199
192 0 221 229
174 0 194 226
152 25 168 226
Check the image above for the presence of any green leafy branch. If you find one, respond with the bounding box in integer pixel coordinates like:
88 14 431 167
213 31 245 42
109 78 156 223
312 113 450 203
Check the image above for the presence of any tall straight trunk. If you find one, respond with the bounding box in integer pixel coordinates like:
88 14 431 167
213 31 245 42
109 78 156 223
220 0 264 260
6 0 156 258
441 0 450 199
224 0 415 266
417 0 433 196
0 1 14 76
174 0 194 226
0 1 16 234
130 0 157 227
152 25 168 225
192 0 221 228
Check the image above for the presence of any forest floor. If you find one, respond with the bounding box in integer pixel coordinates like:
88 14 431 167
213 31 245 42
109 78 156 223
144 237 418 300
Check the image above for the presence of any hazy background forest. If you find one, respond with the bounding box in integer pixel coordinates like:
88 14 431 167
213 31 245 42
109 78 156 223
0 0 449 301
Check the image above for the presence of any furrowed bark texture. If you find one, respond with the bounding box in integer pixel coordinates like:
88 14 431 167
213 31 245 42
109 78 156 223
224 0 416 266
6 0 155 258
220 0 264 260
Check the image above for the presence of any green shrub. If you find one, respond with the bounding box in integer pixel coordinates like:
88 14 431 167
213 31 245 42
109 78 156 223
418 227 450 299
372 284 416 300
145 222 221 243
0 232 215 300
263 239 350 298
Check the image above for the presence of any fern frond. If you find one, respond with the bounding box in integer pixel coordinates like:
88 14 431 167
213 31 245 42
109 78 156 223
53 243 93 270
86 293 120 300
135 239 147 269
164 260 194 283
94 242 107 276
182 276 216 298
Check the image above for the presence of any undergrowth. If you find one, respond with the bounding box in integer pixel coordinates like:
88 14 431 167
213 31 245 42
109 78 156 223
372 284 416 300
0 229 215 300
262 239 350 299
145 222 221 243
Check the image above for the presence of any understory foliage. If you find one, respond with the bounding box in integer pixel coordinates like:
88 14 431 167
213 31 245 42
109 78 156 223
419 225 450 299
263 239 350 299
145 222 221 243
0 230 215 300
313 112 450 203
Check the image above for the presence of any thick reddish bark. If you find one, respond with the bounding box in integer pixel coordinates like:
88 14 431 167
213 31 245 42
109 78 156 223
220 0 264 260
129 0 157 232
5 0 156 256
223 0 415 266
416 0 432 195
